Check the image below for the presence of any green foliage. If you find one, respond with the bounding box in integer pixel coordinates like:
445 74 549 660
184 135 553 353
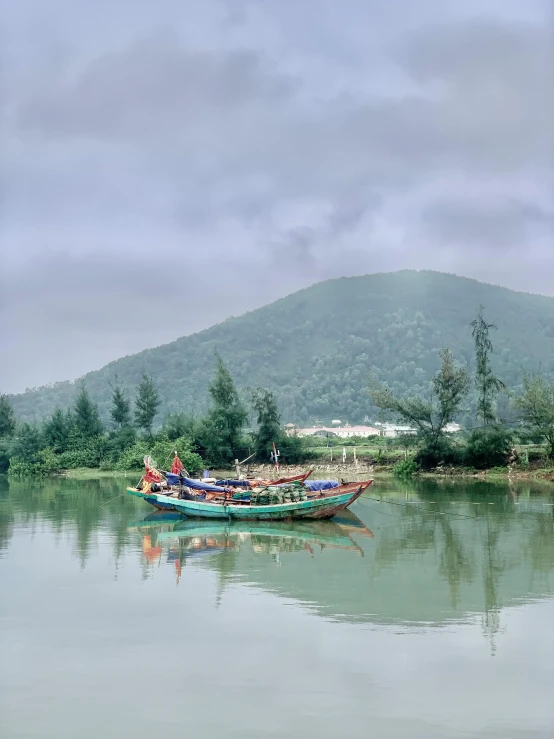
115 435 203 475
465 426 513 470
515 373 554 459
278 433 309 465
10 272 554 426
0 437 14 473
162 412 198 441
202 357 247 466
74 386 104 438
134 373 160 437
43 408 71 453
12 423 43 462
414 436 462 469
371 349 469 468
471 306 505 426
393 459 420 477
58 436 109 469
8 458 41 477
0 394 16 437
110 380 131 429
250 388 281 461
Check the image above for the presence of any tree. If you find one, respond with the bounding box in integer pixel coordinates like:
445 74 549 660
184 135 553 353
12 423 43 462
515 372 554 459
370 349 469 467
202 357 247 466
471 306 505 427
110 379 131 429
0 394 16 437
74 386 103 438
134 373 160 438
250 388 281 461
43 408 70 453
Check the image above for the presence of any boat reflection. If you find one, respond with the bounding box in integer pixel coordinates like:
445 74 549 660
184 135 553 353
129 511 373 581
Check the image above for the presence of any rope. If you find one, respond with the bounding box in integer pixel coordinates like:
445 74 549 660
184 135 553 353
361 494 478 521
99 492 127 508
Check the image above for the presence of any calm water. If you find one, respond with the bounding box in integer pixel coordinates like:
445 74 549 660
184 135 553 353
1 476 554 738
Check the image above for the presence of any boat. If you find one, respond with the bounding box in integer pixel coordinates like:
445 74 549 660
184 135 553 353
126 479 373 520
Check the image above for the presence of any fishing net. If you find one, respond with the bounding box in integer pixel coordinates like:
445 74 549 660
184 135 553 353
250 484 308 506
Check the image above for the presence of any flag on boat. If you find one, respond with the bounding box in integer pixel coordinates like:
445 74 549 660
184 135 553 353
170 452 184 475
143 455 162 484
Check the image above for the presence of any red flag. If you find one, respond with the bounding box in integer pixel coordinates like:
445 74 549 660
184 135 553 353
144 465 162 483
171 454 184 475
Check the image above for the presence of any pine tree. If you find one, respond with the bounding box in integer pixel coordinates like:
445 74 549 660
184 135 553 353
110 380 131 429
134 373 160 438
43 408 70 453
250 388 281 461
0 394 16 437
73 386 103 438
203 357 247 465
471 306 505 427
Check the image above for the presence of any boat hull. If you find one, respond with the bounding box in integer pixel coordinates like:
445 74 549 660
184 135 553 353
127 481 372 520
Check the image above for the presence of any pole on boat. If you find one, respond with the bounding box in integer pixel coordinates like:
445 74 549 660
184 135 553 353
234 452 255 481
272 442 280 476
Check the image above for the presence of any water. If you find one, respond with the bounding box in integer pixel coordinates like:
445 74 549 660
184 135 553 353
1 475 553 739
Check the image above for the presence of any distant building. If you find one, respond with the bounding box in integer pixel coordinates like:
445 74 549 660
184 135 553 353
374 422 417 438
291 425 381 439
444 422 462 433
372 421 462 437
331 419 341 426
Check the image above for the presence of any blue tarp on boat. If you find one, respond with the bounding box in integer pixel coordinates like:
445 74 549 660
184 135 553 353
216 479 251 488
305 480 340 492
165 473 227 492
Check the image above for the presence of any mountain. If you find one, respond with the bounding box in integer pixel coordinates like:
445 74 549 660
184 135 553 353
9 270 554 425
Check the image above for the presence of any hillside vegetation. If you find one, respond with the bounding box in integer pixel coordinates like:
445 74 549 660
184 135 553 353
9 271 554 424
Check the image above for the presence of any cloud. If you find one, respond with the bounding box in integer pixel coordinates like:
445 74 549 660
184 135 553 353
1 0 553 392
423 198 554 249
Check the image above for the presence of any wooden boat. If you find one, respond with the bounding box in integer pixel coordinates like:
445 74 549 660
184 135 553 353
126 480 373 520
252 470 313 487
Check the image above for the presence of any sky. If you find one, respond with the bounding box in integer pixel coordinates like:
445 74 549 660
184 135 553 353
1 0 553 394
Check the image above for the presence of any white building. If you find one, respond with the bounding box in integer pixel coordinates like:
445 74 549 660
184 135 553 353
374 423 417 438
444 422 462 433
291 425 381 439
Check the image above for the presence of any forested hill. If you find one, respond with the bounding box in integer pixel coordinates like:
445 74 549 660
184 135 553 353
9 271 554 425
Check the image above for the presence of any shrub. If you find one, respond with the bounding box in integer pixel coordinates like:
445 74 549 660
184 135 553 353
8 457 41 477
464 426 512 470
393 459 420 477
415 437 462 469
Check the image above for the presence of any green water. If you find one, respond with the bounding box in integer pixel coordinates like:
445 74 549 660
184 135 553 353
1 476 553 738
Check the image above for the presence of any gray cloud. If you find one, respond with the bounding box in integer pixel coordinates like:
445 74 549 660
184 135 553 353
1 0 553 392
423 198 554 248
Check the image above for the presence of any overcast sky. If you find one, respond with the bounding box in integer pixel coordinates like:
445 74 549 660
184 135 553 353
1 0 553 393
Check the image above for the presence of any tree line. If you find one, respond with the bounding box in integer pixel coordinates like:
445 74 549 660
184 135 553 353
0 357 306 476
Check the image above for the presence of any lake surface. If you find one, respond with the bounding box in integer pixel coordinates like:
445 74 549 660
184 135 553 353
1 475 553 738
